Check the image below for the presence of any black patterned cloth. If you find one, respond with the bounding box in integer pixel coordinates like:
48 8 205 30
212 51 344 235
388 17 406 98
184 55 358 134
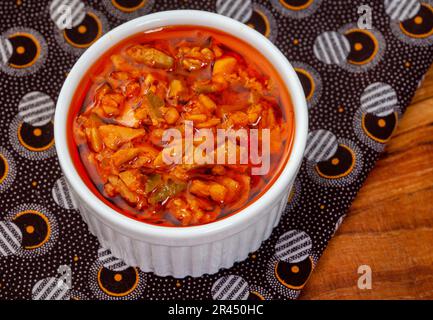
0 0 432 300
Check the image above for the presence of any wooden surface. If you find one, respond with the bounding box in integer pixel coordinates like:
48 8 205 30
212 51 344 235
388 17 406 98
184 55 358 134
300 66 433 300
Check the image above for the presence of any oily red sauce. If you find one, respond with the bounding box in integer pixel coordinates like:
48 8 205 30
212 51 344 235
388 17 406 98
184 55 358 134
68 26 294 227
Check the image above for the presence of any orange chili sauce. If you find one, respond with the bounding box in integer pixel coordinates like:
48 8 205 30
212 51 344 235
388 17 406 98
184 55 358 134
67 26 295 227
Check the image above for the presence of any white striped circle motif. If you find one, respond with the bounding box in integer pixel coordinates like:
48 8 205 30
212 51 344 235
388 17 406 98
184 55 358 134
211 275 249 300
32 277 70 300
0 36 13 65
304 129 338 163
18 91 55 126
52 176 77 210
384 0 421 21
360 82 399 117
313 31 350 65
275 230 312 263
216 0 253 23
97 247 129 271
49 0 86 30
0 221 22 256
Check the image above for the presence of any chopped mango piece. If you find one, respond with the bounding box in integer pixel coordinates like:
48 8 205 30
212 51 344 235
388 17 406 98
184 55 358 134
211 165 226 175
195 118 221 128
85 127 103 152
198 94 216 111
134 105 148 121
130 155 152 168
94 84 111 103
116 98 140 128
149 128 164 147
112 148 141 167
125 81 140 97
106 175 139 204
168 79 185 100
185 114 207 122
200 48 215 60
164 107 180 124
127 45 174 69
153 152 166 167
209 183 227 203
111 71 129 81
100 93 124 116
190 180 210 198
177 46 214 71
212 45 223 58
181 58 204 71
98 125 145 150
111 54 134 72
119 169 141 191
190 180 227 203
139 143 160 158
143 73 156 87
192 79 227 93
228 111 249 127
219 177 240 195
247 104 262 124
213 56 237 75
167 198 194 226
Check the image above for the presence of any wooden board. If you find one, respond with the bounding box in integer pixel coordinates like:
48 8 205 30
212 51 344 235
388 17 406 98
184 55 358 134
300 66 433 300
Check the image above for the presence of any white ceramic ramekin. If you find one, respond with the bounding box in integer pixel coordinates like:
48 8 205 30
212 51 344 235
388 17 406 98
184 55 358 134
55 10 308 278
